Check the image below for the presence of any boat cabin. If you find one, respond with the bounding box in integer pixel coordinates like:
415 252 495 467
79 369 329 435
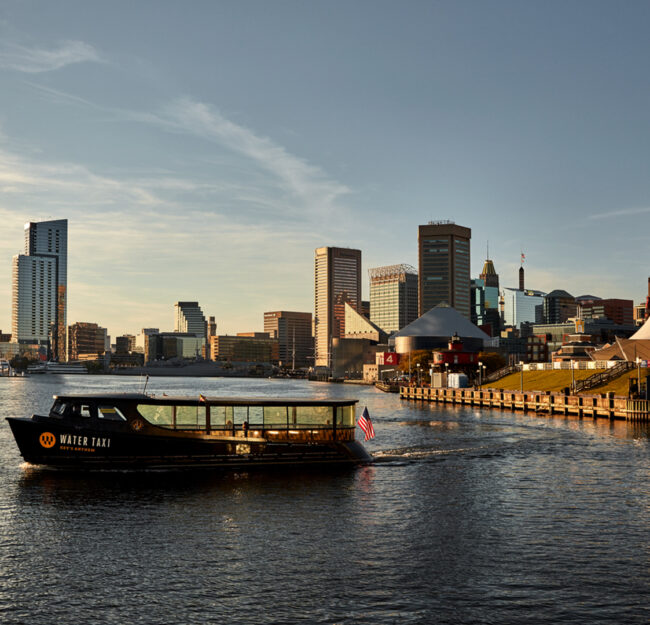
47 394 358 442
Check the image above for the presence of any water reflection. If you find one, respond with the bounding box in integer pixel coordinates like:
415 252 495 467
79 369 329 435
2 376 650 624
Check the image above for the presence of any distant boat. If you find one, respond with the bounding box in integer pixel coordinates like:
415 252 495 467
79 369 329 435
27 361 87 375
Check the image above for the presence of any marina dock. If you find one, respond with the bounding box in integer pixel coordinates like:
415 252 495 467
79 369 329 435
400 386 650 422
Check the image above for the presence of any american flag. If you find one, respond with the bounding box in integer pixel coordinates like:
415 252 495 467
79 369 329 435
357 407 375 441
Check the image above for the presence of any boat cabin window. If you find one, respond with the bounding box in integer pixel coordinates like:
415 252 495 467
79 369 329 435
98 406 127 421
138 404 173 425
263 406 287 426
52 400 68 416
137 404 206 429
210 406 233 429
71 403 93 418
336 406 355 427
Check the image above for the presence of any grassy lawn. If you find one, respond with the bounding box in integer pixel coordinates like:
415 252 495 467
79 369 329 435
482 368 648 397
483 369 596 393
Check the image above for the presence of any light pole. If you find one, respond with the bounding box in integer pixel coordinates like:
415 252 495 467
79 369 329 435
570 360 575 394
416 363 421 387
478 360 483 387
519 361 524 392
637 357 642 398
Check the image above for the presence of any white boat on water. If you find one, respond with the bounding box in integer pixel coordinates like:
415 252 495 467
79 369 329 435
27 361 88 375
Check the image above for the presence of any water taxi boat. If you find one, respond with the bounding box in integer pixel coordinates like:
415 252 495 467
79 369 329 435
6 393 373 470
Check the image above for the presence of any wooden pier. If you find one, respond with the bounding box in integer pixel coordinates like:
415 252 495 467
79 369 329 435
400 386 650 422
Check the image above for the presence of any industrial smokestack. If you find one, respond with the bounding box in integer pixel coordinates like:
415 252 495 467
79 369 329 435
519 266 524 291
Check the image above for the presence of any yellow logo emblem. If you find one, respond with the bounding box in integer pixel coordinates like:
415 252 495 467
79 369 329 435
39 432 56 448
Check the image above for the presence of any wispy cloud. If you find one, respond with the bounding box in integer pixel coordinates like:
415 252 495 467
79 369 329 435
130 97 351 215
589 206 650 220
0 40 101 73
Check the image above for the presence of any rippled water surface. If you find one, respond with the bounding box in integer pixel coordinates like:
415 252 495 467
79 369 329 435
1 375 649 624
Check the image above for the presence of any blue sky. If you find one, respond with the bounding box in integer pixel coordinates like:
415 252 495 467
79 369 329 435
1 1 649 337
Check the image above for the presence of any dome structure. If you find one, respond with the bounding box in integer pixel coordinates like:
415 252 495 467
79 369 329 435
392 304 490 353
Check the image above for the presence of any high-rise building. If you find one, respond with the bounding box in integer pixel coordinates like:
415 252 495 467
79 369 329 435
314 246 361 368
12 219 68 360
471 258 501 336
174 302 207 340
501 287 546 329
369 264 418 335
418 221 471 319
543 290 577 324
264 311 313 368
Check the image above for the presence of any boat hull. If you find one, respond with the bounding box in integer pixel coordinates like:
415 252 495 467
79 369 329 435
6 417 373 470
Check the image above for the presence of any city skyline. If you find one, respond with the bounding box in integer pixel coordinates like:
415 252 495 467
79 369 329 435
1 2 649 337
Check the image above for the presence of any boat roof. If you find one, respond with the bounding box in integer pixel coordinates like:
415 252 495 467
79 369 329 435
52 393 358 407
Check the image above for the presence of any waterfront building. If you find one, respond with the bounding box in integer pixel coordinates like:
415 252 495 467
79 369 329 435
344 302 388 343
210 334 279 363
418 221 471 319
144 332 205 363
174 302 207 341
11 219 68 360
543 290 577 324
368 264 418 335
115 335 136 354
263 311 313 368
392 303 489 354
576 297 634 326
531 317 637 354
134 328 159 354
500 286 545 329
314 246 362 368
68 322 107 361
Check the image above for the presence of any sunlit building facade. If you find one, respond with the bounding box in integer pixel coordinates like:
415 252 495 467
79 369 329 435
174 302 207 341
369 264 418 335
314 247 361 368
12 219 68 360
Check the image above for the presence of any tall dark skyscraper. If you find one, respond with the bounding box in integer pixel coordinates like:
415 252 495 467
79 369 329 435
418 221 471 319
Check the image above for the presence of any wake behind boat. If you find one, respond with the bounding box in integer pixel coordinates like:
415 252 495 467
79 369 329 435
6 393 373 470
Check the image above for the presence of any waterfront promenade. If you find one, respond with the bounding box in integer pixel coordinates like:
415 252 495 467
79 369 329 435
400 385 650 421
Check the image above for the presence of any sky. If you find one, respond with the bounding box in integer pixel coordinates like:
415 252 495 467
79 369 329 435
1 0 649 338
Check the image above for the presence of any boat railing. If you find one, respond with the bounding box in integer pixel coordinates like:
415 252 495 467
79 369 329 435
152 422 356 441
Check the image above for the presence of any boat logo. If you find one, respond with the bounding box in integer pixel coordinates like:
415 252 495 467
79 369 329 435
39 432 56 448
130 418 144 431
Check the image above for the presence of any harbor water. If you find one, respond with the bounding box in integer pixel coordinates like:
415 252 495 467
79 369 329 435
1 375 649 624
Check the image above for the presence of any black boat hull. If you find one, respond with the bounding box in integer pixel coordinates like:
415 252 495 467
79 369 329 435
6 417 373 470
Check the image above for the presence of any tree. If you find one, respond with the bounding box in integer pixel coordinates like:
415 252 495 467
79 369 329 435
477 352 506 374
398 350 431 381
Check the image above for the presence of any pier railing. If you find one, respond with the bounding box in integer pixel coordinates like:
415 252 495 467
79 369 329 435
400 386 647 421
573 361 634 393
484 364 518 384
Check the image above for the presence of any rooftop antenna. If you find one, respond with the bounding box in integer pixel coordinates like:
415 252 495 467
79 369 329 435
486 240 489 260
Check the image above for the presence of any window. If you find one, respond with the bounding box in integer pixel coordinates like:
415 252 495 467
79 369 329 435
98 406 127 421
71 404 92 418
